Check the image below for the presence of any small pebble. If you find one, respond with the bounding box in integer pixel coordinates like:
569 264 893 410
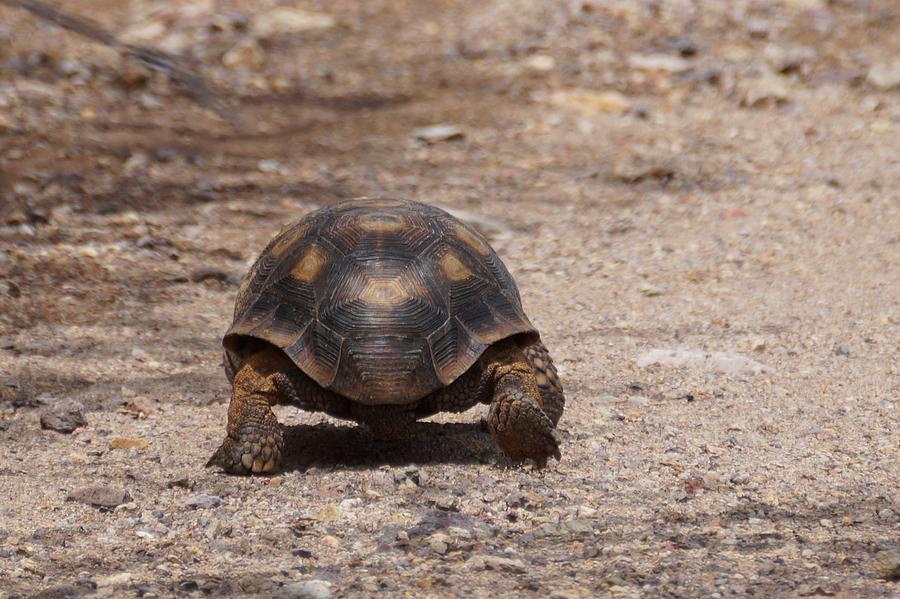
67 485 132 508
413 124 464 143
184 494 222 509
867 60 900 91
468 555 527 573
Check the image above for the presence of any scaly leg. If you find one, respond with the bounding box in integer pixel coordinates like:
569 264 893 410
207 344 350 474
523 339 565 426
417 336 565 465
484 337 564 466
206 347 287 474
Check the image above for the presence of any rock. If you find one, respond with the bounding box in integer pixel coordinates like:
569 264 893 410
611 156 675 184
222 38 265 69
746 19 769 39
117 64 149 89
320 535 340 549
253 9 336 38
730 474 751 485
316 504 341 522
780 0 825 7
637 348 771 376
120 20 166 43
109 437 148 450
211 11 250 32
39 400 87 433
764 44 817 74
280 580 332 599
637 282 663 297
118 399 153 419
430 494 459 512
413 124 464 143
257 159 284 173
561 518 594 536
0 279 21 299
740 69 790 107
873 549 900 580
67 486 132 508
123 152 149 174
867 61 900 90
834 344 851 357
526 54 556 72
184 494 222 509
429 533 451 555
628 53 692 73
667 35 698 57
97 572 132 587
548 90 630 114
190 267 238 285
468 555 527 573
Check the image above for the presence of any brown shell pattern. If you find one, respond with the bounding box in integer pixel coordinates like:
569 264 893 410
224 198 535 404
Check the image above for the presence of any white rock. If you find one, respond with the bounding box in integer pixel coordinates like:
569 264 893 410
867 60 900 91
222 38 265 69
257 159 283 173
120 21 166 43
184 494 222 509
97 572 132 587
637 282 664 297
547 89 630 114
253 8 336 38
526 54 556 72
628 53 692 73
280 580 332 599
413 124 464 143
637 348 771 375
740 68 790 107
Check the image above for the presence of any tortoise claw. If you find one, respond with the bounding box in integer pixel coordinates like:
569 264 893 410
207 431 282 475
488 393 561 467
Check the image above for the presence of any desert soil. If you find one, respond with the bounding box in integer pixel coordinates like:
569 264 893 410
0 1 898 597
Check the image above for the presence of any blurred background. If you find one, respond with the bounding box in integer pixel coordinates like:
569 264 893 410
1 0 898 221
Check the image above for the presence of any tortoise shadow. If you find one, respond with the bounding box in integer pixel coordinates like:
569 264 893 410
279 420 499 470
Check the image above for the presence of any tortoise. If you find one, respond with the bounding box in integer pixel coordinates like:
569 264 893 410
207 198 565 474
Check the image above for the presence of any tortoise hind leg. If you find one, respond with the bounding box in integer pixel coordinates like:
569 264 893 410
483 337 563 466
207 347 287 474
523 339 565 426
210 344 354 474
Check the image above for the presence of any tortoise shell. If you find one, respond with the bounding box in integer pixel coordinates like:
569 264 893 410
224 198 535 404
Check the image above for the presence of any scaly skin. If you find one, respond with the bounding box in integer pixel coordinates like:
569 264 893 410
208 337 565 474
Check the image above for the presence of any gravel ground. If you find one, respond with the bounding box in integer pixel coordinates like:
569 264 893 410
0 1 898 597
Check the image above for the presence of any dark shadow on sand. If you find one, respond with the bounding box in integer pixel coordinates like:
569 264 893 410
278 420 499 470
